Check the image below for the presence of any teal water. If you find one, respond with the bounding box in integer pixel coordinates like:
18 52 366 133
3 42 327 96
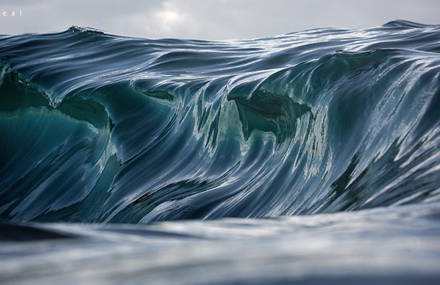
1 20 440 284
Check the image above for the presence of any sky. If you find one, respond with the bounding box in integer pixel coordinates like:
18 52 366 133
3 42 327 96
0 0 439 40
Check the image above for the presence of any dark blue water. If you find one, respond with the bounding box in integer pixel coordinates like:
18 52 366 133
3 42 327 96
1 20 440 284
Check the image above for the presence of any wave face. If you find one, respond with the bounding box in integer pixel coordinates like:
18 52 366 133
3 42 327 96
1 21 440 224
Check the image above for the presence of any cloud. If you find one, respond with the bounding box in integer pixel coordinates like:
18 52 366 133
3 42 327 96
156 2 184 28
0 0 438 39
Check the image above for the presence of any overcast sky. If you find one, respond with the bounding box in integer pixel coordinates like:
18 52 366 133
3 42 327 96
0 0 439 40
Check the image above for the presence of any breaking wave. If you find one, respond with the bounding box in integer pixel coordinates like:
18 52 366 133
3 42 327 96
1 20 440 224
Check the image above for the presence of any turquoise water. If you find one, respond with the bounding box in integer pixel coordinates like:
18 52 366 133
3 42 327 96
1 20 440 284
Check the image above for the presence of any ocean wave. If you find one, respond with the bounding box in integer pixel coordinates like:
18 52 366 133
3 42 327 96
1 20 440 223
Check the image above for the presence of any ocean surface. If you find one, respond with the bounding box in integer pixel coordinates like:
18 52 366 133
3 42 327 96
0 20 440 284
